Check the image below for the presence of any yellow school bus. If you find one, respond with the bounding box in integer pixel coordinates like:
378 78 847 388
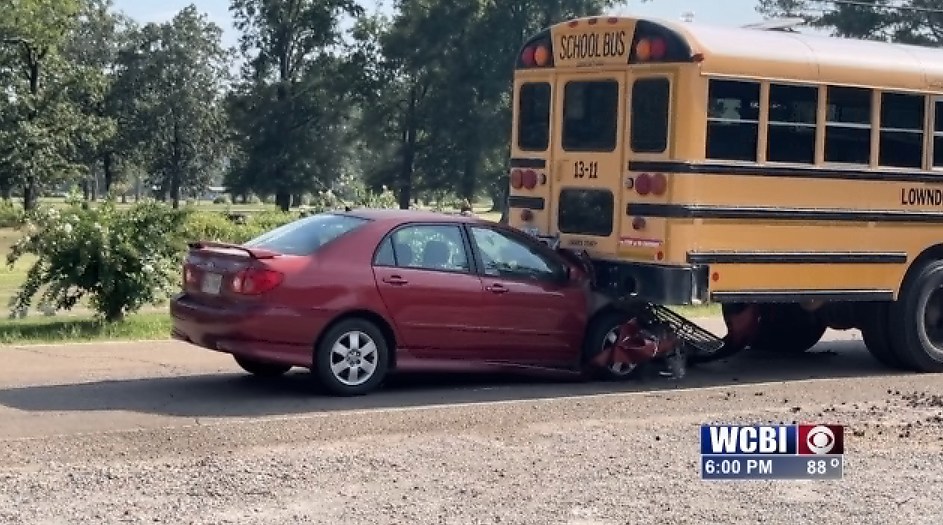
508 15 943 372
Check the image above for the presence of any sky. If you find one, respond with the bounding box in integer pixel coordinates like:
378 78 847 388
111 0 766 50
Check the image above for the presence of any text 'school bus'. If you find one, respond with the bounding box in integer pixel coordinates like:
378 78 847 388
507 15 943 372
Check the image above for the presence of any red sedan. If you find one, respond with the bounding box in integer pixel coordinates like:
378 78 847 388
170 209 635 395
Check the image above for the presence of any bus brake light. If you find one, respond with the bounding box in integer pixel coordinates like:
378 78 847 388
521 47 536 67
522 169 538 189
511 169 523 189
635 37 668 62
635 173 652 196
651 38 667 60
651 173 667 196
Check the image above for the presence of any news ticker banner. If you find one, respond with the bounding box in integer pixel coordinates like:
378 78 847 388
700 424 845 481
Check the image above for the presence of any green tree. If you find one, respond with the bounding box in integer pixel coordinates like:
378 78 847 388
757 0 943 43
228 0 365 211
354 0 622 214
119 6 231 208
0 0 112 210
63 0 138 198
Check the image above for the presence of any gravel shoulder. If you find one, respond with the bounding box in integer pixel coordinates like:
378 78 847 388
1 328 942 524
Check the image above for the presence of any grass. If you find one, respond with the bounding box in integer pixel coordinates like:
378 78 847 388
672 303 722 318
0 312 170 344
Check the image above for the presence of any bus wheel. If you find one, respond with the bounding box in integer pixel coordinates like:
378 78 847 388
859 302 907 369
750 303 827 354
887 259 943 372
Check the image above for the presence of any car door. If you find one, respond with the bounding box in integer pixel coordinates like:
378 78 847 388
372 223 487 359
467 224 589 366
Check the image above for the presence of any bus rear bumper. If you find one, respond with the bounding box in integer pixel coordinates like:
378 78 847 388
591 259 710 306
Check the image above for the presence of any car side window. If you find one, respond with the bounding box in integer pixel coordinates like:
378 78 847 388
470 227 564 282
374 237 396 266
390 225 470 273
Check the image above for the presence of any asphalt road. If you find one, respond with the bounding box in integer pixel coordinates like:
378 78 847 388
0 320 941 524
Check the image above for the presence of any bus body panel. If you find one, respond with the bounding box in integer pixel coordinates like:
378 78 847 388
510 15 943 307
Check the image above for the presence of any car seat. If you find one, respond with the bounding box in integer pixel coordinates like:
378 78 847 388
422 240 451 269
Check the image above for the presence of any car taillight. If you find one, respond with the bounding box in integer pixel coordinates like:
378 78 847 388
231 268 284 295
183 264 198 286
511 169 523 189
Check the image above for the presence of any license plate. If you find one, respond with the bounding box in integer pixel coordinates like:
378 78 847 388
523 227 540 237
201 272 222 294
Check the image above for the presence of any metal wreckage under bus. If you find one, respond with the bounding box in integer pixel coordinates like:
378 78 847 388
547 239 762 381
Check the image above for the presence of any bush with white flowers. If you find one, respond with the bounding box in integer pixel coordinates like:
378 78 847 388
6 198 188 322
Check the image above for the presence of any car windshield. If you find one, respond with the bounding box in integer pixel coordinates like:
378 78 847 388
244 214 368 256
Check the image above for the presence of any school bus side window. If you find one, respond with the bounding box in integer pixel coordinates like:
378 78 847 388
706 80 760 162
825 86 871 165
518 82 551 151
934 100 943 168
631 78 670 153
767 84 817 164
879 92 924 169
563 80 619 151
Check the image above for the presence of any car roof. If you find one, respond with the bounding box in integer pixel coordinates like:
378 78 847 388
339 208 498 227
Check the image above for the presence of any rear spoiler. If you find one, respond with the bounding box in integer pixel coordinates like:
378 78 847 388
187 241 280 260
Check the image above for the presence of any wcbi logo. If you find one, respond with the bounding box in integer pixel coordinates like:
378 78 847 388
700 425 845 455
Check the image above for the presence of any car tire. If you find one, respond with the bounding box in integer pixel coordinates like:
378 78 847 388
750 303 826 354
582 310 640 381
233 355 292 378
887 258 943 372
314 318 390 396
859 302 907 369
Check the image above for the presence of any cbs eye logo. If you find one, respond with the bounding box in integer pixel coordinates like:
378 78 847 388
806 426 836 454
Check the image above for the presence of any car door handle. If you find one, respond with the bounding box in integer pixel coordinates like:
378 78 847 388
383 275 408 285
485 283 509 294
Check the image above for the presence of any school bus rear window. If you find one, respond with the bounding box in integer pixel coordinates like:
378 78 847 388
631 78 670 153
563 80 619 152
558 188 614 237
518 83 551 151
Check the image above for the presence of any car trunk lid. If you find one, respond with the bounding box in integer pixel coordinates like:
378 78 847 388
183 242 289 306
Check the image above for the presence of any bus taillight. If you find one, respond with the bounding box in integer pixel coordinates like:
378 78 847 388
635 173 652 196
521 209 534 222
635 37 667 62
651 173 667 196
518 37 554 68
522 169 538 189
511 169 523 189
522 45 551 67
521 47 536 67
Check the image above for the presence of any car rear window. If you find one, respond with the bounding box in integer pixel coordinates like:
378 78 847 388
244 214 368 255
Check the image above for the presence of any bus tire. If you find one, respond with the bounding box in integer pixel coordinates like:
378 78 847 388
887 258 943 372
859 302 907 369
750 303 826 354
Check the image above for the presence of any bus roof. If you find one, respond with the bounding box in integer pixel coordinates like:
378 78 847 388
550 16 943 92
